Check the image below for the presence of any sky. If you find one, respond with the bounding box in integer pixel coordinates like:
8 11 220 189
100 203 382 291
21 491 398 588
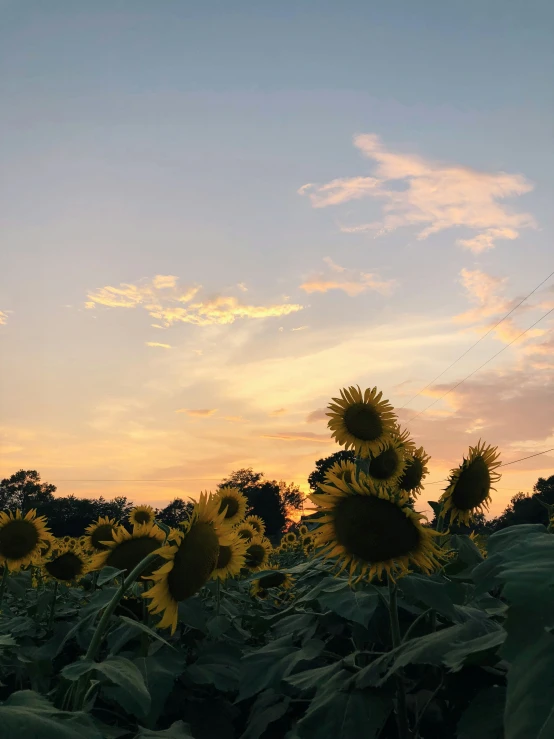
1 1 553 518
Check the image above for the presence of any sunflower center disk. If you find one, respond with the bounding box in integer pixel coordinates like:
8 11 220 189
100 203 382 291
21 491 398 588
45 552 83 581
91 524 115 550
451 457 491 510
399 458 423 492
168 521 219 601
106 537 161 576
0 520 40 559
343 404 383 441
245 543 265 568
216 544 232 570
134 511 152 524
219 496 239 519
259 572 286 589
334 496 420 563
369 448 400 480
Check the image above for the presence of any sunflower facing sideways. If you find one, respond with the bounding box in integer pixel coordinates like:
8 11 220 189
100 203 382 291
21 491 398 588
90 522 166 577
43 539 90 585
327 385 397 458
143 493 233 634
324 458 358 486
366 437 407 487
129 505 156 527
235 521 257 542
309 475 441 583
211 529 248 581
244 537 273 572
85 516 118 552
216 486 247 526
251 567 294 598
244 515 265 537
439 440 501 526
0 509 52 572
398 446 431 497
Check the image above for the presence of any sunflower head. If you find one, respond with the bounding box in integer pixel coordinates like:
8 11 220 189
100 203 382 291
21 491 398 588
398 447 431 496
284 532 296 543
90 522 166 577
244 537 273 572
85 516 118 552
0 509 52 572
144 492 234 634
309 475 442 583
43 540 90 584
216 486 248 526
211 529 248 581
439 440 501 526
366 437 407 486
244 515 265 536
251 568 294 597
235 521 257 542
391 424 417 455
327 385 397 458
303 535 315 555
298 524 308 536
129 505 156 527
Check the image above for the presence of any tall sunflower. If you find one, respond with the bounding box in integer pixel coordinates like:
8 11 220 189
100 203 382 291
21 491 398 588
251 567 294 598
309 476 441 583
0 509 52 572
244 515 265 536
211 530 248 580
85 516 118 552
90 522 166 577
324 458 358 486
129 505 156 527
391 424 417 455
298 524 308 537
327 386 397 458
43 540 90 584
144 493 233 634
235 521 257 541
216 486 247 526
366 437 407 486
398 446 431 496
439 440 501 526
244 537 273 572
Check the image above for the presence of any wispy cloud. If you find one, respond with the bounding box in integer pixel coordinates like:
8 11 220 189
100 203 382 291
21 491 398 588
305 408 328 423
0 310 9 326
261 431 333 443
222 415 246 423
86 275 303 327
175 408 218 417
300 257 396 296
145 342 172 349
299 133 535 252
291 325 309 331
269 408 287 416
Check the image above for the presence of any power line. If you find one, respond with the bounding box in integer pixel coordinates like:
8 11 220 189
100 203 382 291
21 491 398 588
400 269 554 410
406 306 554 424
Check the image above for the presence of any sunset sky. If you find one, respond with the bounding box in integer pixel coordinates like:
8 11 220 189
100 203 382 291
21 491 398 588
1 1 553 517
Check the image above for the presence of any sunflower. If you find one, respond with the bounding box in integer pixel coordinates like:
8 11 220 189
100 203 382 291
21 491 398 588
309 475 441 583
211 529 248 581
216 486 247 526
235 521 257 541
244 515 265 536
251 568 294 597
391 424 417 455
90 522 166 577
284 532 296 543
43 540 90 584
324 458 359 487
298 525 308 536
129 505 156 527
366 437 407 486
0 509 52 572
327 385 397 458
439 440 501 526
85 516 118 552
143 493 233 634
244 537 273 572
398 446 431 496
303 535 315 555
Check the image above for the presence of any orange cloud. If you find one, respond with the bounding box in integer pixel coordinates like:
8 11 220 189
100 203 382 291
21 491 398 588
261 431 333 443
0 310 9 325
269 408 287 416
299 133 535 252
305 408 328 423
176 408 218 417
300 257 395 297
145 342 172 349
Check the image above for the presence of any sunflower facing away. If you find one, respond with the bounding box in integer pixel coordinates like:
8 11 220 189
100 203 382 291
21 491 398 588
366 437 407 486
235 521 257 541
327 385 397 458
216 486 248 526
85 516 118 552
251 567 294 598
143 493 233 634
309 475 441 583
43 540 90 584
90 522 166 577
439 440 501 526
398 446 431 496
244 515 265 536
129 505 156 527
0 509 52 572
211 529 248 581
244 537 273 572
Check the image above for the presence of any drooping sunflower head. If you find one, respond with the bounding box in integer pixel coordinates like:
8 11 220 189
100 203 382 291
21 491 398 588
129 505 156 527
43 540 90 584
244 515 265 536
0 509 52 572
144 492 234 634
251 568 294 597
439 440 501 526
298 524 308 536
234 521 257 542
309 475 442 583
211 529 248 581
85 516 118 552
244 537 273 572
216 486 248 526
327 385 397 458
398 446 431 496
366 437 407 486
90 522 166 577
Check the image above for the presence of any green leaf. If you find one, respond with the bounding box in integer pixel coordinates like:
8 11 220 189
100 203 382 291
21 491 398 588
283 662 343 694
0 634 17 648
316 584 380 628
457 686 505 739
187 642 242 692
0 691 103 739
134 721 194 738
399 574 457 621
177 597 208 633
97 567 126 586
240 689 291 739
110 616 176 654
134 648 187 728
271 613 317 640
443 629 505 671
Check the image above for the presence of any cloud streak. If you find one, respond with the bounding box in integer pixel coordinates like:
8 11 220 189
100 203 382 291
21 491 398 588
299 133 535 252
300 257 396 297
175 408 218 417
145 342 172 349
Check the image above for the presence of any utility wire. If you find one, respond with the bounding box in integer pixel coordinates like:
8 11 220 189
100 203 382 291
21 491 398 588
406 307 554 424
399 269 554 410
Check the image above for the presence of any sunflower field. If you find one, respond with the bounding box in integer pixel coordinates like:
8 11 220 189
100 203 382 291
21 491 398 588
0 385 552 739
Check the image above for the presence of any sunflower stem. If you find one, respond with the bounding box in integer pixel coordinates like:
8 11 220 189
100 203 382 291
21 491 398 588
47 581 59 633
216 577 221 615
0 564 8 610
388 578 412 739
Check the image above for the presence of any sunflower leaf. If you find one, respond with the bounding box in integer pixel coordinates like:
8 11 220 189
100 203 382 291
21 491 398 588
134 721 194 738
97 567 126 586
457 685 505 739
240 689 291 739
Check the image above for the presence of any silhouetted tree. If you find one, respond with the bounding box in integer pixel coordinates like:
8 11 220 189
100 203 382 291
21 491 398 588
308 451 355 492
0 469 56 512
489 474 554 530
155 498 194 528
